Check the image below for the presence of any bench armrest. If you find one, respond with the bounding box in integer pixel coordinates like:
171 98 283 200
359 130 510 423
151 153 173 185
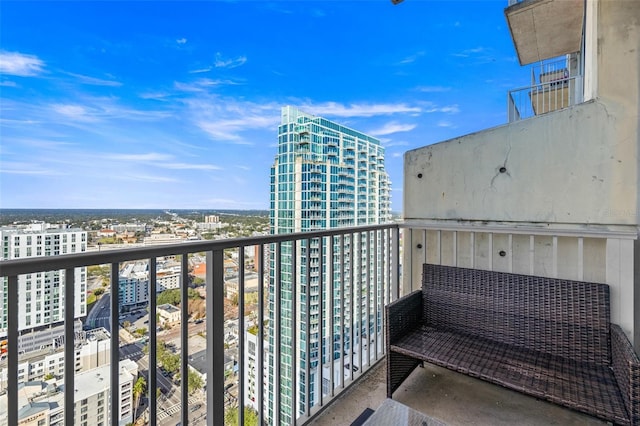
610 324 640 424
386 290 422 345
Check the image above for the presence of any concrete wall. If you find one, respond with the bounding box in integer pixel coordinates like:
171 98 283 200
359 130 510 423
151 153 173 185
404 100 637 225
402 0 639 350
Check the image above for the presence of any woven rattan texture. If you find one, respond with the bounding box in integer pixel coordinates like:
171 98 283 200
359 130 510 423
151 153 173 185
422 264 611 366
386 264 639 425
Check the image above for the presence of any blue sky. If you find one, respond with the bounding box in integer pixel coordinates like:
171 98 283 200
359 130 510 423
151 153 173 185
0 1 528 212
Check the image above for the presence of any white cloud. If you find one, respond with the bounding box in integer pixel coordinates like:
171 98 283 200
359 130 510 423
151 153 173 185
437 120 455 128
139 91 171 100
382 140 410 148
189 67 212 74
0 161 64 176
64 72 122 87
52 104 98 122
423 104 460 114
159 162 221 171
214 52 247 69
415 85 451 93
176 38 187 44
452 46 487 58
398 51 425 65
301 101 422 118
106 153 174 162
0 80 17 87
123 173 181 183
0 51 45 76
368 122 416 136
174 78 240 92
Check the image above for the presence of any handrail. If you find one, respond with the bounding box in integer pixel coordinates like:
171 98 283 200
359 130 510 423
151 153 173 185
1 222 401 426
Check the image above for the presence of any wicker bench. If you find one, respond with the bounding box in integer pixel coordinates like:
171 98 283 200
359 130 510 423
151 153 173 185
386 264 640 425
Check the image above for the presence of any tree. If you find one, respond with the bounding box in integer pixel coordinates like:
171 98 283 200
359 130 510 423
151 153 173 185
123 320 131 329
161 353 180 373
225 406 259 426
187 369 204 395
132 376 147 421
93 287 105 296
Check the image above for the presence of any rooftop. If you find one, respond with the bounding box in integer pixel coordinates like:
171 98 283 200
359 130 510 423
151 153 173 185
158 303 180 314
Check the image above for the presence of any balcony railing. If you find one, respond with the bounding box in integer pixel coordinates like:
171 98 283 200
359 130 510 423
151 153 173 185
508 76 582 122
508 56 583 122
0 223 400 426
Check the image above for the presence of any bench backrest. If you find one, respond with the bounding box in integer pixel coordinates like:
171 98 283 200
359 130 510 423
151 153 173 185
422 264 612 365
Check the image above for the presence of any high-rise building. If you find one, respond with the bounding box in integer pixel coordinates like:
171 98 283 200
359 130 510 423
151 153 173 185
268 106 391 423
0 223 87 340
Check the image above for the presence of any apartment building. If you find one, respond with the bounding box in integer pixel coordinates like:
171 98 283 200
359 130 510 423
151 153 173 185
0 359 137 426
268 106 391 423
118 261 149 309
0 328 110 393
0 223 87 340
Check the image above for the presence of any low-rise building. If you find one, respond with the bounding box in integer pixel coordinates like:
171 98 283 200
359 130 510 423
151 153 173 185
157 304 180 327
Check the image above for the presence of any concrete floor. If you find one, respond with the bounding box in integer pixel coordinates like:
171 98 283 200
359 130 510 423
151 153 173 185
309 360 607 426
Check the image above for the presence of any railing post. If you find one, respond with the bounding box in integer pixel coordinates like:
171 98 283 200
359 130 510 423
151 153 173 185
206 249 225 426
291 240 298 423
149 258 157 426
64 268 75 426
238 246 245 426
180 254 189 426
257 244 265 426
392 227 400 301
6 275 18 426
111 262 120 426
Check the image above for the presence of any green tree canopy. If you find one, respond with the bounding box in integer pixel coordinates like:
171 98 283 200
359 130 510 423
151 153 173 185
225 406 259 426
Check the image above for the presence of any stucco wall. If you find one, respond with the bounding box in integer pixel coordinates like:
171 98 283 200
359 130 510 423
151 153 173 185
404 100 637 226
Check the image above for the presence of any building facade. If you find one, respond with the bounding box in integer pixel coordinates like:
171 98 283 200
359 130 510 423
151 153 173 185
0 224 87 340
118 261 149 309
0 359 137 426
268 106 391 423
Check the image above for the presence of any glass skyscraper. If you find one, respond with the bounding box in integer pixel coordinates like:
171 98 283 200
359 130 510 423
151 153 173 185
268 106 391 424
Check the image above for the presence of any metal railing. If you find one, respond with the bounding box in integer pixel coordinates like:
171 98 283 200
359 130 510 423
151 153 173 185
0 223 400 426
508 56 583 122
508 75 582 122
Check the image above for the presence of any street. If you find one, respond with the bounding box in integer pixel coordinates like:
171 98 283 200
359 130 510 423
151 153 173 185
85 292 111 331
136 354 206 425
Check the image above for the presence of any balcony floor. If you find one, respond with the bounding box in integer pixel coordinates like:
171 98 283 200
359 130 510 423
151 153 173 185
310 359 606 426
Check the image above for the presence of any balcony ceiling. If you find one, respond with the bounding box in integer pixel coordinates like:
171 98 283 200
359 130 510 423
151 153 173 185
505 0 584 65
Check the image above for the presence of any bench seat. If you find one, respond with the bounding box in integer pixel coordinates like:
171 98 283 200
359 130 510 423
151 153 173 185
391 324 629 424
386 264 640 425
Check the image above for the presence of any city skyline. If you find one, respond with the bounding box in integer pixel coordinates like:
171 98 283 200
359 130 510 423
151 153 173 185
1 1 524 211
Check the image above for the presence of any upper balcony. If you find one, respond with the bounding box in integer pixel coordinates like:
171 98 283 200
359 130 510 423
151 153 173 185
507 55 583 122
505 0 584 66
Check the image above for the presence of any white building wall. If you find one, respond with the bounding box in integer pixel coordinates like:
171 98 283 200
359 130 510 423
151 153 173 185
0 226 87 337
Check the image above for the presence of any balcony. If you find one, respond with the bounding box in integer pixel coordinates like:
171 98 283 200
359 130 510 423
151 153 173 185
0 224 401 426
508 57 583 121
505 0 584 65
